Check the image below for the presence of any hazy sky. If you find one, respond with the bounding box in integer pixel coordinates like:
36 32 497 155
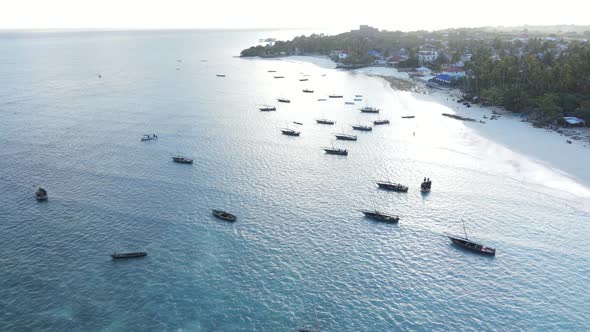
1 0 588 31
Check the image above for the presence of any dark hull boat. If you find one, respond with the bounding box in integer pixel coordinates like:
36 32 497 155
268 70 277 73
293 121 303 125
299 79 309 81
376 181 408 192
36 188 48 201
401 115 415 119
323 147 348 156
374 119 390 125
329 95 343 98
421 178 432 193
303 89 314 93
281 129 300 136
172 156 193 164
316 119 335 125
277 98 291 103
274 76 285 79
449 236 496 255
360 107 380 113
259 106 276 112
212 209 237 222
141 134 158 141
352 125 372 131
360 210 399 223
334 134 357 141
216 74 226 77
111 252 147 259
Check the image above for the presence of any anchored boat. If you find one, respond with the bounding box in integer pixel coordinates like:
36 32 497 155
281 128 300 136
448 220 496 256
334 133 357 141
141 134 158 141
323 146 348 156
360 106 380 113
352 124 372 131
277 98 291 103
212 209 237 222
373 119 390 125
111 252 147 259
360 209 399 223
172 156 193 164
316 119 335 125
376 181 408 192
36 187 48 201
303 89 314 93
259 105 276 112
421 177 432 193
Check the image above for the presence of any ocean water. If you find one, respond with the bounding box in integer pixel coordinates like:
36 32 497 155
0 30 589 331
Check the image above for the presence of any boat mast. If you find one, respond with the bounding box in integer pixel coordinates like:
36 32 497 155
461 219 468 239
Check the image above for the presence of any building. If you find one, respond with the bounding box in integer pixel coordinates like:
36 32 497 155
351 25 379 37
442 66 466 78
330 50 349 60
415 66 432 76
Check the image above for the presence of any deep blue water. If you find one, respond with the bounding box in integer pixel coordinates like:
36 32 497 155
1 30 589 331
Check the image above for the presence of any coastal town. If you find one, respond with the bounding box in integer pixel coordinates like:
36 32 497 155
242 25 590 138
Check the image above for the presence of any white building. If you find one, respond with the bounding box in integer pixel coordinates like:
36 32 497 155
418 50 439 63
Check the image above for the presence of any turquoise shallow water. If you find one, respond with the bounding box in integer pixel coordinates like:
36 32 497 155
0 30 589 331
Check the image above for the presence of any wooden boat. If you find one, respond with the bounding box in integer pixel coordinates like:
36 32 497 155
293 121 303 125
323 147 348 156
360 209 399 223
274 76 285 79
111 252 147 259
360 107 380 113
401 115 415 119
354 98 362 101
259 105 276 112
281 129 300 136
376 181 408 192
334 133 357 141
303 89 314 93
299 78 309 81
268 70 277 73
317 98 327 101
373 119 390 125
352 125 372 131
448 220 496 256
36 187 48 201
345 102 355 105
216 74 226 77
172 156 193 164
212 209 237 222
420 177 432 193
329 95 343 98
277 98 290 103
355 94 363 97
316 119 335 125
141 134 158 141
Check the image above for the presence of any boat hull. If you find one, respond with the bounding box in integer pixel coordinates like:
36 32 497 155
449 237 496 255
335 135 357 141
361 211 399 223
212 210 237 222
377 183 408 192
111 252 147 259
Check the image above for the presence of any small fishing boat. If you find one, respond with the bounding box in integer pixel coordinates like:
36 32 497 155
352 124 372 131
316 119 335 125
421 177 432 193
354 98 362 101
303 89 314 93
355 94 363 97
212 209 237 222
172 156 194 164
448 220 496 256
111 252 147 259
329 95 343 98
401 115 415 119
373 119 390 125
299 78 309 81
376 181 408 192
293 121 303 125
345 102 355 105
334 133 357 141
359 209 399 223
321 74 327 77
323 146 348 156
216 74 226 77
36 187 48 201
317 98 327 101
277 98 291 103
259 105 277 112
140 134 158 141
281 128 300 136
268 70 277 73
360 106 380 113
274 76 285 79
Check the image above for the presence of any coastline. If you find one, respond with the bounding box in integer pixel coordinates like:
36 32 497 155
269 55 590 197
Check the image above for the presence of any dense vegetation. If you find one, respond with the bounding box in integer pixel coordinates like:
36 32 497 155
241 27 590 124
